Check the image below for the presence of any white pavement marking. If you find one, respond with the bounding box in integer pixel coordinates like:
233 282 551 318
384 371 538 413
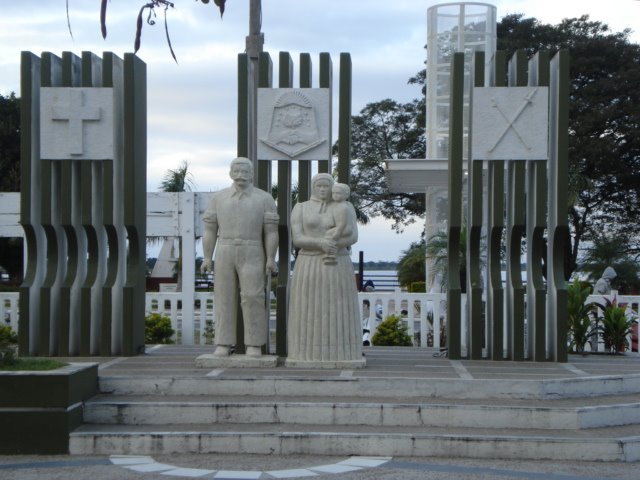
309 464 363 474
109 456 155 465
339 457 392 467
340 370 354 377
161 468 215 477
206 368 225 377
126 463 175 472
450 360 474 379
267 468 318 478
214 471 262 479
562 363 589 376
109 455 391 478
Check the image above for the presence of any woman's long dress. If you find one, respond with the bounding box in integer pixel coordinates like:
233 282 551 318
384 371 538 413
287 199 362 364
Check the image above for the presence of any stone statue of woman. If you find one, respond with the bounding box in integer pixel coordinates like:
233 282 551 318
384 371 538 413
286 173 365 368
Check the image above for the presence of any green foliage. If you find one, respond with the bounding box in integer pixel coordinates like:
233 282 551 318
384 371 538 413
371 314 412 347
145 313 176 344
497 15 640 278
340 99 426 232
409 281 426 293
1 358 66 371
0 324 18 366
0 92 20 192
424 227 470 293
580 236 640 294
397 241 426 288
202 319 215 345
159 160 195 192
567 280 596 353
599 299 635 354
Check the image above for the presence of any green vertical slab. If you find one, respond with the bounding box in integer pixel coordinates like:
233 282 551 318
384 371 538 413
257 52 273 191
505 50 528 361
446 53 464 360
298 53 312 203
318 53 332 174
337 53 351 185
548 50 570 362
58 51 82 356
275 51 294 357
100 52 120 356
468 51 485 359
237 53 249 159
527 51 550 361
80 51 103 355
486 51 506 360
19 51 41 355
122 53 147 356
38 52 64 356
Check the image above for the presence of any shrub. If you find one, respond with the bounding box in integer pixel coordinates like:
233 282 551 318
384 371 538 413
371 314 412 346
567 280 597 353
600 299 635 354
409 281 426 293
202 319 215 345
145 313 175 344
0 324 18 366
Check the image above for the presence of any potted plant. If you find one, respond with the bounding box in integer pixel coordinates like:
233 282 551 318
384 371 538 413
599 298 635 354
567 280 597 354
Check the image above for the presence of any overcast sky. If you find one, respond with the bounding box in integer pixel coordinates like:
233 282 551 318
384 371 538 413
0 1 638 262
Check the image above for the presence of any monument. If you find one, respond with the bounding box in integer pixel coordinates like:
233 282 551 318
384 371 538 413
19 51 146 356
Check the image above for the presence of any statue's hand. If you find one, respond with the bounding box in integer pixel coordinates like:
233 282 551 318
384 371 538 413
321 239 337 255
266 258 278 276
201 259 213 274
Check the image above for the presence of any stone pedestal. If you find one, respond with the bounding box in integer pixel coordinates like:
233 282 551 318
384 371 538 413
285 358 366 369
195 354 279 369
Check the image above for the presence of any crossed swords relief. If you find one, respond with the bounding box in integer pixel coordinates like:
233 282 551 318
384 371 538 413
488 88 537 152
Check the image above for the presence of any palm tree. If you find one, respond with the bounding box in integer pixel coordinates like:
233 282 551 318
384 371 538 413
151 161 196 291
397 241 426 289
579 235 640 294
159 160 196 193
423 227 468 293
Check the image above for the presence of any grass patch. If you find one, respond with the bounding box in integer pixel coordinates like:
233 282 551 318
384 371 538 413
0 358 67 371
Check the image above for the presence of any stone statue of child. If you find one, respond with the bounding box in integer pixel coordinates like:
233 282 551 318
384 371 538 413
201 157 278 357
323 182 356 265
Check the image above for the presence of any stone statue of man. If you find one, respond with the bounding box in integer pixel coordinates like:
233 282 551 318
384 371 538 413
201 157 278 357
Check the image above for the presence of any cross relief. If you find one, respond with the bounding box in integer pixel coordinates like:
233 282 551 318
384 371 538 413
40 87 115 160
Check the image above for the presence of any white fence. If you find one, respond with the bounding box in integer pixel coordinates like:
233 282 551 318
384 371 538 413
2 291 638 354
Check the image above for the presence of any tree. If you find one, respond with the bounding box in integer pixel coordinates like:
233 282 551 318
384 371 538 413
343 99 426 232
397 241 426 289
0 93 20 193
154 161 196 290
579 235 640 294
496 14 640 278
159 160 196 193
0 93 22 284
423 227 469 294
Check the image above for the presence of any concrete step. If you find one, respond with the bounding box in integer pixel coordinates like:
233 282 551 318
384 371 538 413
83 394 640 430
98 372 640 400
69 423 640 461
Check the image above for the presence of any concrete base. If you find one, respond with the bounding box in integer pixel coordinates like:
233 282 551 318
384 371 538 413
195 354 279 369
285 358 367 369
0 362 98 454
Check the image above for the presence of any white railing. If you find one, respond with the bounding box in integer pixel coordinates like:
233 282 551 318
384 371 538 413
1 292 19 332
2 291 637 353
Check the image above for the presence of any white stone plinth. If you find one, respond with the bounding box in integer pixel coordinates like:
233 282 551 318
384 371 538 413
195 354 279 369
